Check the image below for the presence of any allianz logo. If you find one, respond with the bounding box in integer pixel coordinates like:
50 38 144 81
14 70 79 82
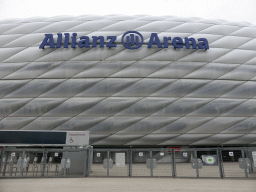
39 31 209 50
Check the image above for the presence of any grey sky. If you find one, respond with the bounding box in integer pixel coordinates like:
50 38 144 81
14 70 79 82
0 0 256 24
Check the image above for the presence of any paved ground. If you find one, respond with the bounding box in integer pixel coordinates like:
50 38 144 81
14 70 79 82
1 178 256 192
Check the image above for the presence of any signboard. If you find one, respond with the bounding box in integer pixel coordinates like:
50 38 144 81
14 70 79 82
202 155 218 166
183 152 188 157
54 153 58 157
115 153 125 167
65 131 89 146
97 153 101 157
11 152 15 157
160 152 164 156
229 152 234 156
39 32 209 50
168 147 181 152
0 131 89 146
139 152 143 157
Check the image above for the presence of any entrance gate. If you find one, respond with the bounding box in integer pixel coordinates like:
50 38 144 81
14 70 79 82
90 147 256 179
1 147 256 179
0 146 92 178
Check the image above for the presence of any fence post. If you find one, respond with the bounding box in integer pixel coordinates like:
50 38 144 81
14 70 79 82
128 150 132 177
63 151 67 176
19 151 25 177
2 151 8 176
42 149 47 177
0 149 4 175
194 150 199 178
246 150 253 174
217 148 224 179
172 149 176 178
241 149 248 178
9 158 13 176
150 150 153 177
107 151 109 177
88 146 93 176
87 147 91 177
220 148 225 178
83 148 88 177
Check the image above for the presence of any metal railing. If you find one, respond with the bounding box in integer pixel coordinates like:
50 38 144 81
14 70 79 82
0 146 93 178
0 146 255 179
90 147 256 179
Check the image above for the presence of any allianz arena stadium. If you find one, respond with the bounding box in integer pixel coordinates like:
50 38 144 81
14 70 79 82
0 15 256 147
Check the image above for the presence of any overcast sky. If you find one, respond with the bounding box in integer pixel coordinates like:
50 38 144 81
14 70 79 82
0 0 256 24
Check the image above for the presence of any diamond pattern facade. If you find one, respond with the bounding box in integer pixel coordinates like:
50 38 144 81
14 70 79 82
0 15 256 146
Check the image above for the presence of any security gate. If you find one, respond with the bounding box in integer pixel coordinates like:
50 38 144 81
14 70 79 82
89 147 256 179
1 146 256 179
0 147 92 178
90 149 130 177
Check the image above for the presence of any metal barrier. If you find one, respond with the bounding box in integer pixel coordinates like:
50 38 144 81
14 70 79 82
89 147 256 179
0 146 92 178
0 146 255 179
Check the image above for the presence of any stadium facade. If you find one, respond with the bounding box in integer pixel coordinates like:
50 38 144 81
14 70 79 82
0 15 256 147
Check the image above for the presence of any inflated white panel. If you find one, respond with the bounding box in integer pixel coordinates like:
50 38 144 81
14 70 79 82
179 48 230 62
0 34 23 47
187 117 246 134
0 62 28 78
230 27 256 38
184 63 239 79
4 62 62 79
3 22 50 34
0 117 35 130
148 62 205 79
153 117 213 134
191 134 243 145
167 23 213 33
210 36 251 49
213 49 256 64
0 24 22 33
198 25 240 35
35 21 84 33
3 47 53 62
159 134 212 145
239 38 256 51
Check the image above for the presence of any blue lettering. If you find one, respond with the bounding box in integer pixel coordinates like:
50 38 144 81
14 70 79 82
172 37 183 49
56 33 62 48
106 36 117 47
163 37 172 48
148 33 162 48
39 34 55 49
198 38 209 49
71 33 77 48
78 36 90 48
185 37 197 49
92 36 104 47
63 33 70 48
39 32 209 50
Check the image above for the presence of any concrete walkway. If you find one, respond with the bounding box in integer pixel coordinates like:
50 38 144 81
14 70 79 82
1 178 256 192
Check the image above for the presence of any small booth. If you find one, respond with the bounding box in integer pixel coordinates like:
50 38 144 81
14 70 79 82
0 131 91 177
